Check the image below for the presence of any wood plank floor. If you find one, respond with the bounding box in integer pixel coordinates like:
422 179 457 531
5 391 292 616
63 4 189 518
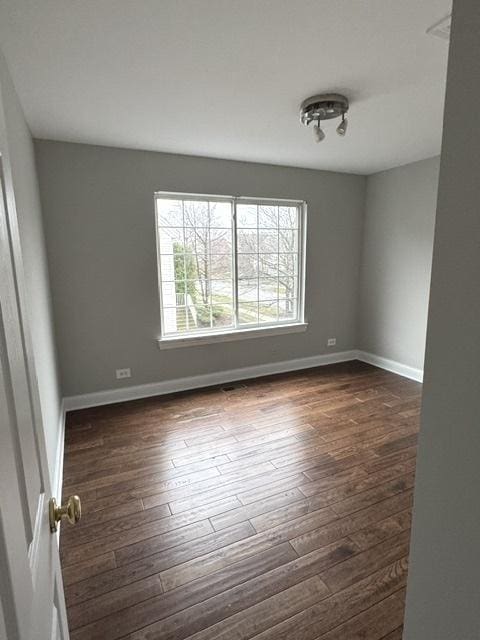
60 361 421 640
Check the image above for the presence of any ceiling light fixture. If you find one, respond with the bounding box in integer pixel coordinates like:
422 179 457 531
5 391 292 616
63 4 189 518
336 114 348 137
313 121 326 143
300 93 349 142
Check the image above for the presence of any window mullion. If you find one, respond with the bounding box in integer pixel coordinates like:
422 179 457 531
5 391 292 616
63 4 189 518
277 206 280 323
207 200 213 330
232 198 239 329
182 199 189 332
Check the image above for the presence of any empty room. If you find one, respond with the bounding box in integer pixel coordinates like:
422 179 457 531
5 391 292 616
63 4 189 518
1 2 480 639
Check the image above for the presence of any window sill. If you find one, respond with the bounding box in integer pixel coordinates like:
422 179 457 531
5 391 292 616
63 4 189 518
157 322 308 349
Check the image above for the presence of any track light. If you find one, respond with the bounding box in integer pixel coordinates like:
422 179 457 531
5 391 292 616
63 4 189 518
336 115 348 137
300 93 350 143
314 121 325 143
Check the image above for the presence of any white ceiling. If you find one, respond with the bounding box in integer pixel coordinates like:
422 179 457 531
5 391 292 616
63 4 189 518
0 0 451 174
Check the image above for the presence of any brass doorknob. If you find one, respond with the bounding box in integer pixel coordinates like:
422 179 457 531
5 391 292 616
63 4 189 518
49 495 81 532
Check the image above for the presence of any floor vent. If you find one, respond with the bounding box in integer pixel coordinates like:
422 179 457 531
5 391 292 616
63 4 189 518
221 383 247 393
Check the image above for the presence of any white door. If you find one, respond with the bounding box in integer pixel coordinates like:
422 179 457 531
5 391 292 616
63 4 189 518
0 150 69 639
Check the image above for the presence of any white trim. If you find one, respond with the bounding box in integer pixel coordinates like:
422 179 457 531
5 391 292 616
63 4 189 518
155 191 306 341
356 350 424 383
53 401 66 544
158 322 308 349
28 493 44 578
53 400 65 501
50 606 59 640
64 350 358 411
236 196 305 206
62 349 423 413
155 191 305 207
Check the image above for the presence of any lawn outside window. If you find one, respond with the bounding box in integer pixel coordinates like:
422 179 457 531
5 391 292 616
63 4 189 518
155 192 307 347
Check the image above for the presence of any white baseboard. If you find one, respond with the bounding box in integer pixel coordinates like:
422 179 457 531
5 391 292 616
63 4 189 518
62 349 423 412
356 350 424 383
63 350 359 411
53 400 65 500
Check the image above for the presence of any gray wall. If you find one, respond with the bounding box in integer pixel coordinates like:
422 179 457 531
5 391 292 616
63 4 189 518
404 1 480 637
34 140 366 397
0 51 61 482
359 157 440 371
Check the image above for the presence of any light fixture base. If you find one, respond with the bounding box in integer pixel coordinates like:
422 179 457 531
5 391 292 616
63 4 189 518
300 93 349 126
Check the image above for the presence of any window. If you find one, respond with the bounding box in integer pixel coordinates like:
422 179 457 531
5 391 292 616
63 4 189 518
155 192 306 344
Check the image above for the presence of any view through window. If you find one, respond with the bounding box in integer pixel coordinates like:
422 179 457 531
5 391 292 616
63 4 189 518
156 193 305 338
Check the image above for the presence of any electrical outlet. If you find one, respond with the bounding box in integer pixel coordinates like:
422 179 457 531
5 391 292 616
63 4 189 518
327 338 336 347
116 368 131 379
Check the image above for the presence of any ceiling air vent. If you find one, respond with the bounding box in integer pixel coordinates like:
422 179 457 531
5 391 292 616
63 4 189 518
427 14 451 41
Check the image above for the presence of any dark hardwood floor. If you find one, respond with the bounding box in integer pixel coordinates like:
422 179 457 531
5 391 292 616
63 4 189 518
60 360 421 640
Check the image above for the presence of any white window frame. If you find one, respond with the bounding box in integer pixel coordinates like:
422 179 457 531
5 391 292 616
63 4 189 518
155 191 307 348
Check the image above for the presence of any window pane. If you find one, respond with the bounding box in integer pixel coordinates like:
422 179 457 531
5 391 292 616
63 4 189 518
279 229 298 253
161 280 177 308
238 254 258 279
278 276 297 300
157 196 235 336
210 254 232 279
278 253 298 277
258 206 278 228
174 291 187 307
158 227 183 254
212 304 234 328
237 229 257 253
160 253 179 282
192 304 212 329
180 279 209 304
259 229 278 253
163 307 189 334
239 302 259 324
258 254 278 278
210 228 232 253
210 202 232 228
238 279 258 302
237 204 257 228
157 199 183 227
259 300 278 323
279 206 298 228
183 200 209 227
184 227 209 255
172 252 204 293
258 278 277 301
279 298 297 321
211 280 233 305
163 307 178 334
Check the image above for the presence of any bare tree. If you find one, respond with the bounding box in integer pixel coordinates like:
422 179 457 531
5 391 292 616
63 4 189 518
237 205 297 308
183 201 210 305
183 201 232 310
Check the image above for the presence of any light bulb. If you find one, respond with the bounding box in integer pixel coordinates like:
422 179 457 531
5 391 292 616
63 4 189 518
336 116 348 137
314 123 325 143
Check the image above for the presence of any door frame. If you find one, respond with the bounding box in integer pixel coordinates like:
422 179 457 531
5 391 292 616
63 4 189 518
0 110 68 640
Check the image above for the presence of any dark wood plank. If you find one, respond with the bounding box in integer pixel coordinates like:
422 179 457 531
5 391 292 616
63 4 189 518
244 558 409 640
67 543 297 633
315 589 406 640
63 519 215 567
130 576 330 640
60 361 420 640
380 627 404 640
64 521 254 606
290 490 414 556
